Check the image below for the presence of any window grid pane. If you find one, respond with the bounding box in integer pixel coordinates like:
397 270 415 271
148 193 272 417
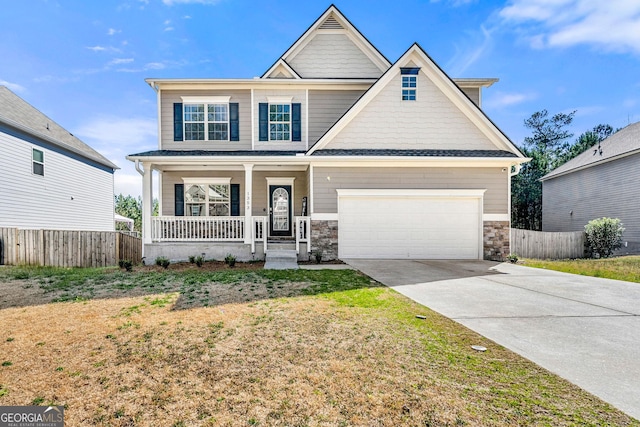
402 76 417 101
184 103 230 141
269 103 291 141
185 183 231 217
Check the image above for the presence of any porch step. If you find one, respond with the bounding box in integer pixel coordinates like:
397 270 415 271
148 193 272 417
264 249 299 270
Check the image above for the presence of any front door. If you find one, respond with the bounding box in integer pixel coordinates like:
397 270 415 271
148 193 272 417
269 185 292 237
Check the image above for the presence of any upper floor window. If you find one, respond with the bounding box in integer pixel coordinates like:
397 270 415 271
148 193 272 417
32 148 44 176
258 99 301 142
269 104 290 141
401 67 420 101
177 96 238 142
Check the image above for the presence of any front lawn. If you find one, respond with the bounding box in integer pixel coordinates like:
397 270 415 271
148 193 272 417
522 255 640 283
0 265 636 426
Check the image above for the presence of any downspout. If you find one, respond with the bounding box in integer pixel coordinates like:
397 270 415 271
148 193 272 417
135 159 145 176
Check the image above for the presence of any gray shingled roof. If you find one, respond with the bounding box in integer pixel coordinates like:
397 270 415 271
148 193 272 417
128 150 304 157
0 86 118 170
312 149 519 157
542 121 640 180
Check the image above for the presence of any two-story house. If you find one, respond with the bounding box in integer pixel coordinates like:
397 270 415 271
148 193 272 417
127 5 527 263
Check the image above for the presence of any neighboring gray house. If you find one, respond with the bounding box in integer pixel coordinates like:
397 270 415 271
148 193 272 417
127 5 528 262
0 86 119 231
542 121 640 252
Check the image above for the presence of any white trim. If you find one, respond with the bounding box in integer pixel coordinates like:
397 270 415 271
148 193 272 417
182 177 231 185
305 89 309 150
335 189 486 198
181 96 231 103
483 214 510 221
266 96 293 104
250 88 255 150
310 213 338 221
307 45 524 157
309 165 314 214
156 87 162 149
262 59 301 80
266 177 296 186
266 177 296 238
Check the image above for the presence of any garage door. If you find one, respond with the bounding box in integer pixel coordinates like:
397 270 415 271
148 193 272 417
337 189 484 259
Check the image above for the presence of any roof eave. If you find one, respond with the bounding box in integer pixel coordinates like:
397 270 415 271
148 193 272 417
541 148 640 181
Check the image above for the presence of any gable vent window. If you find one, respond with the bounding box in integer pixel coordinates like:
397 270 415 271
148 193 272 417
401 67 420 101
32 148 44 176
319 15 344 30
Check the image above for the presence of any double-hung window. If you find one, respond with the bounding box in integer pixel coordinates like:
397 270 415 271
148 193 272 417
181 96 232 141
183 178 231 217
32 148 44 176
269 104 290 141
401 67 420 101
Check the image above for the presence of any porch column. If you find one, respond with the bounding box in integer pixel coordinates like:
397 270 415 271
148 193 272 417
142 163 153 245
244 163 254 244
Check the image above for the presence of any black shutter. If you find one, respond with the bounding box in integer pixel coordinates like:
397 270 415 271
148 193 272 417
292 103 301 142
229 103 239 141
259 103 268 141
174 184 184 216
230 184 240 216
173 103 183 141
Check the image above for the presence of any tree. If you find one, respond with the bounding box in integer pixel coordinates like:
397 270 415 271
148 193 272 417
557 124 614 165
512 110 575 230
114 194 159 232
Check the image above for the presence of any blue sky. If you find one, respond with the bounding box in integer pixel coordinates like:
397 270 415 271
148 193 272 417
1 0 639 197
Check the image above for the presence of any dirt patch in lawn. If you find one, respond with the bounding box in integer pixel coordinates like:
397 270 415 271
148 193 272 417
0 267 637 426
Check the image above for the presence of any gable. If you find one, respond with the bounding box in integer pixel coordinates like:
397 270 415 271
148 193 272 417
322 68 499 151
288 33 383 78
309 44 523 157
262 6 390 79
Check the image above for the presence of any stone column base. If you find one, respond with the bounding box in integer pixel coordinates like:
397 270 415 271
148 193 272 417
310 220 338 260
484 221 510 261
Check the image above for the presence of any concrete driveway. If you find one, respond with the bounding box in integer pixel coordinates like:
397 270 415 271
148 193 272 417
346 259 640 420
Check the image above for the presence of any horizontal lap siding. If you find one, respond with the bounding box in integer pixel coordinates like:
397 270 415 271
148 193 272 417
313 167 507 214
289 34 383 79
161 170 309 217
324 72 497 151
542 153 640 242
0 131 114 231
460 87 480 107
161 89 251 150
308 90 365 145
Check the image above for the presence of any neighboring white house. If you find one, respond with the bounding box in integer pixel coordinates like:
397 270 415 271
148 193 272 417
0 86 118 231
127 5 528 262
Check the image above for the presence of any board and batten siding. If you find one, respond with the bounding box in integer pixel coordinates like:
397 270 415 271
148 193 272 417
313 167 507 214
253 89 307 151
161 170 309 217
323 71 497 151
161 89 252 150
0 130 114 231
289 34 383 79
542 152 640 243
308 90 365 145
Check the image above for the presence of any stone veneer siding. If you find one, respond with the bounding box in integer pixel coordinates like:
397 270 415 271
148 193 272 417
483 221 510 261
310 220 338 260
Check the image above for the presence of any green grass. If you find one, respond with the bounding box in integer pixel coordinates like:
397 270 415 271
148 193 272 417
523 255 640 283
0 265 637 425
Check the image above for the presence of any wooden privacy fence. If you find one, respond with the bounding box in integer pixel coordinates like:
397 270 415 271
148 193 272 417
511 228 585 260
0 228 142 267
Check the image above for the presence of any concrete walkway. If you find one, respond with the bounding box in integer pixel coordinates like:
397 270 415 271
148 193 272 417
346 259 640 420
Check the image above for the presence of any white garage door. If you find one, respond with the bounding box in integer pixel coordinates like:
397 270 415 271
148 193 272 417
337 189 484 259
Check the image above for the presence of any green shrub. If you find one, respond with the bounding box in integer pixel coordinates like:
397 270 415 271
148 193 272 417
155 256 170 269
224 254 236 267
188 255 196 264
506 253 518 263
584 217 625 258
195 256 204 267
119 260 133 272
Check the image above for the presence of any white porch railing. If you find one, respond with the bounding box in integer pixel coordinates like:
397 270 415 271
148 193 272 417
295 216 311 254
152 216 245 242
251 216 268 253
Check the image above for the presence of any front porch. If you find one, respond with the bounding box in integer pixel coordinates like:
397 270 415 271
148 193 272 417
147 215 311 262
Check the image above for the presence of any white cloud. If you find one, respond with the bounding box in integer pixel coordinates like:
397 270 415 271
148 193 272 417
446 25 493 75
164 27 174 32
86 45 122 53
164 19 171 25
107 28 121 36
144 62 166 70
0 79 26 93
499 0 640 54
183 15 191 19
109 58 134 65
75 116 156 148
162 0 221 5
483 92 537 109
431 0 477 6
